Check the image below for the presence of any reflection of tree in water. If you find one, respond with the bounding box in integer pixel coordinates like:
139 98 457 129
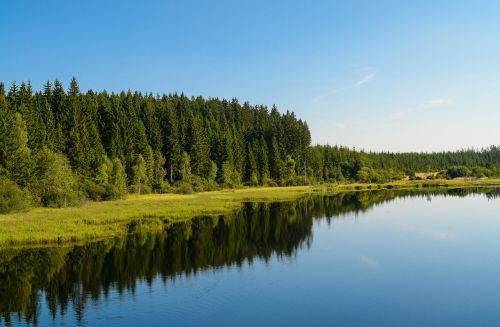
0 187 499 325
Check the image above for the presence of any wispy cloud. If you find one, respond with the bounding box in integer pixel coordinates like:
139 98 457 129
390 98 452 119
334 123 347 129
314 71 376 102
354 73 375 87
427 98 451 106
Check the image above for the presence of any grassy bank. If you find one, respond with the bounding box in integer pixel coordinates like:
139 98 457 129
1 178 500 247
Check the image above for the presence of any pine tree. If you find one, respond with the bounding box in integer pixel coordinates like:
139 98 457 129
188 114 210 178
208 160 218 183
164 102 181 183
285 155 296 184
50 79 67 153
0 89 9 174
152 150 167 191
245 143 258 184
5 113 32 188
269 137 284 181
144 145 155 187
257 137 270 184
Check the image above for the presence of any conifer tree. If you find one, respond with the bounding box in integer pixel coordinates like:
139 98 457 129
152 150 167 191
0 89 8 174
188 114 210 178
109 158 127 199
208 160 218 184
5 113 32 188
144 145 155 187
270 137 284 181
164 103 181 183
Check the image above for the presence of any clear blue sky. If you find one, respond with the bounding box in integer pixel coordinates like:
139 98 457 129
1 0 499 152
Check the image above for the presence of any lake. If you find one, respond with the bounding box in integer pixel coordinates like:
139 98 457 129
1 188 500 326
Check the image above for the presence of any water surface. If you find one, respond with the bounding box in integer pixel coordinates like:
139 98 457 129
1 188 500 326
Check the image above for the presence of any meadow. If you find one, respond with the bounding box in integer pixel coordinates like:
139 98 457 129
1 179 500 247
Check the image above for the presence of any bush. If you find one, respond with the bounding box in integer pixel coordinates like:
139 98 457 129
174 182 194 194
267 180 278 187
355 167 402 183
80 178 106 201
128 184 152 195
471 166 491 178
0 177 31 214
183 175 216 192
445 166 472 179
154 181 171 193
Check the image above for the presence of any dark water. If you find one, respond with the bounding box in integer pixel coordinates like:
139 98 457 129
1 188 500 326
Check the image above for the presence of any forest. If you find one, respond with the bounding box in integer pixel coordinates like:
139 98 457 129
0 78 499 213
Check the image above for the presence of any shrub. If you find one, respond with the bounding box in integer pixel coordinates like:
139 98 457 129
471 166 491 178
267 180 278 187
0 177 31 214
154 181 171 193
445 166 472 179
174 182 194 194
128 184 152 195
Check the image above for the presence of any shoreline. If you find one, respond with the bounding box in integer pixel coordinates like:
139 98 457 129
1 178 500 247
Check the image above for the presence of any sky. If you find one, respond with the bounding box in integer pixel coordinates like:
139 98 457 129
1 0 499 152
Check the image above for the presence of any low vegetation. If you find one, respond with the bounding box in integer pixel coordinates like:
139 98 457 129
1 179 500 247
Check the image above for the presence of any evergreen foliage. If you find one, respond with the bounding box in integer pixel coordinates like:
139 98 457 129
0 78 499 213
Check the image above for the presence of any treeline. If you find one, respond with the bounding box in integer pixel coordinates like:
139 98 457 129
1 78 499 213
0 78 310 212
306 145 500 183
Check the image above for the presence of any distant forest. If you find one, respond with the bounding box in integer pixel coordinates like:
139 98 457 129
0 78 499 212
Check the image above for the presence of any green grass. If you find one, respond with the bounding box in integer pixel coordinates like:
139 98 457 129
1 178 500 247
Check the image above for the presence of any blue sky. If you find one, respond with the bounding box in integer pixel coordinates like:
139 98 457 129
1 0 499 152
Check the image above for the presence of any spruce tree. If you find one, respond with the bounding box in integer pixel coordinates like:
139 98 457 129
152 150 167 191
5 113 32 188
109 158 128 199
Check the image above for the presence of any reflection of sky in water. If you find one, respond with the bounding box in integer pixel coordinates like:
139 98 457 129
13 194 500 326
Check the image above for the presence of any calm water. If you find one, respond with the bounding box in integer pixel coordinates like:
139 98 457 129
2 188 500 326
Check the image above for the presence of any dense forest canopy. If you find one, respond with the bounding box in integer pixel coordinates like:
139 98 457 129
0 78 499 212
